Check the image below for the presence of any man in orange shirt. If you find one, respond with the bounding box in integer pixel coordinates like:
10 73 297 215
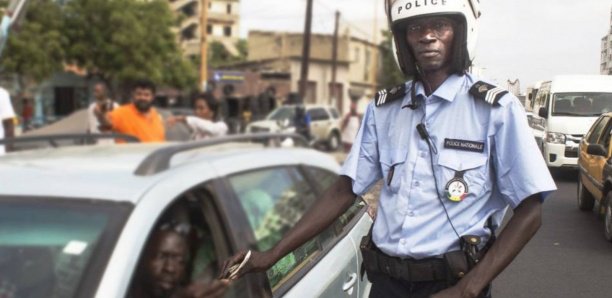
96 80 165 143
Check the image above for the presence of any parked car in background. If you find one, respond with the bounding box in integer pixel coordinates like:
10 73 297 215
577 112 612 241
246 105 342 151
0 134 372 297
532 75 612 169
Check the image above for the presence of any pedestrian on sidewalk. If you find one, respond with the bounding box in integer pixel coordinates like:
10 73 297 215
0 86 15 155
166 93 228 141
340 101 362 153
95 79 165 143
220 1 557 297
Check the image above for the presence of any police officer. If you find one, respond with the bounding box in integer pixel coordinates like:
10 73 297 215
221 0 556 297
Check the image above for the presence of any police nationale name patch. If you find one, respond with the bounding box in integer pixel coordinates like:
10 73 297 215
444 139 485 153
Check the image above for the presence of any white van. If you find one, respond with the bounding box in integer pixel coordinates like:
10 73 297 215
532 75 612 168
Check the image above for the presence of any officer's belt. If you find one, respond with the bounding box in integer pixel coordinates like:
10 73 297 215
361 243 453 282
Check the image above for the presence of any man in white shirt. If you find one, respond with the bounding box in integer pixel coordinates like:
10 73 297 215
87 82 118 144
0 87 15 155
88 82 118 134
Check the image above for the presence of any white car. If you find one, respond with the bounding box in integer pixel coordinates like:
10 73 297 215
246 105 342 151
0 134 372 298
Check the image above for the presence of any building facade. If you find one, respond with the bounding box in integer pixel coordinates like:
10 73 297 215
601 7 612 75
238 30 381 114
169 0 240 57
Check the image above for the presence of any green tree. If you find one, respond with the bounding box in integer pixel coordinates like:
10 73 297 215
208 39 248 68
0 0 65 91
378 31 407 87
63 0 197 92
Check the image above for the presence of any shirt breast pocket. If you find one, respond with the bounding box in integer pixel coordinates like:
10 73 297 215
380 149 408 194
437 152 489 200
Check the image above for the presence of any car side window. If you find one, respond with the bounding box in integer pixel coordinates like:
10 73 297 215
598 119 612 151
587 117 610 144
330 108 340 119
308 108 329 121
305 166 366 235
228 167 336 292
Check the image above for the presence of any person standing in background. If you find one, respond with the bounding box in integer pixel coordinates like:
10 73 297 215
96 80 165 143
166 93 228 141
340 101 361 153
21 98 33 131
0 86 15 155
88 82 118 135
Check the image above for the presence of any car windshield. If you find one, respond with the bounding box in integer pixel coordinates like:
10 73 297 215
267 106 296 121
552 92 612 117
0 198 130 298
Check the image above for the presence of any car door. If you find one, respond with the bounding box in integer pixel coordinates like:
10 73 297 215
308 107 331 141
301 166 372 298
223 165 364 297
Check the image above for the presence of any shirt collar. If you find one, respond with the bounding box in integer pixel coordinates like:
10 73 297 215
408 74 466 103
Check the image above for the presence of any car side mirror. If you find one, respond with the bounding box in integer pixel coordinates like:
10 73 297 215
587 144 607 157
538 107 548 118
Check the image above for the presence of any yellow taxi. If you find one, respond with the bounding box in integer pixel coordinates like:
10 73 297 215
577 112 612 241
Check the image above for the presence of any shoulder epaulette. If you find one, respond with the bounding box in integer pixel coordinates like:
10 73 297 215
375 84 406 107
469 81 508 106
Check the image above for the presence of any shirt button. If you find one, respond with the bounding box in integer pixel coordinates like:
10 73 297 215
400 239 407 245
408 211 415 217
414 181 420 187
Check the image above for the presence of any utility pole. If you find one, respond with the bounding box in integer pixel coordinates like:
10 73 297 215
199 0 209 92
370 0 379 94
330 11 340 109
298 0 314 102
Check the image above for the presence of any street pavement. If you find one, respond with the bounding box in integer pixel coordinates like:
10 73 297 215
328 151 612 297
493 169 612 297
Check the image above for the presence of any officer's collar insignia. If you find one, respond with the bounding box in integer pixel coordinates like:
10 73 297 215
375 84 406 107
469 81 508 106
445 171 468 202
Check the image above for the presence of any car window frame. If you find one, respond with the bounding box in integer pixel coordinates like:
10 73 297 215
0 195 133 298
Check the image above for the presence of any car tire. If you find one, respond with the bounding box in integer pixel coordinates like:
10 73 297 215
604 193 612 242
327 131 341 151
578 178 595 211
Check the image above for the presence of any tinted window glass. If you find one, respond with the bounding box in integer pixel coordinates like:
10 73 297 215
229 167 336 291
587 117 610 144
330 108 340 119
308 108 329 121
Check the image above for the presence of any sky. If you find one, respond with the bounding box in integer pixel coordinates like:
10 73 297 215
240 0 612 92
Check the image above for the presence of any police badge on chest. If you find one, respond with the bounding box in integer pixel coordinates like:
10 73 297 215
445 170 468 202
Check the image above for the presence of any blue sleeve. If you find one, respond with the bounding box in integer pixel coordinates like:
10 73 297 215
492 98 557 208
340 103 382 195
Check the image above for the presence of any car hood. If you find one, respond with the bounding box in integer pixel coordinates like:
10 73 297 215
548 116 599 136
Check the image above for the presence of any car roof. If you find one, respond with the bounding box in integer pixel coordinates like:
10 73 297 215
0 142 339 204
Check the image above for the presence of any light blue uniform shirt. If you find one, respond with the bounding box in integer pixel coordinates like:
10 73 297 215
341 73 557 259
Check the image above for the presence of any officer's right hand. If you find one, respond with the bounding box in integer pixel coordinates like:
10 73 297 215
218 250 276 280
